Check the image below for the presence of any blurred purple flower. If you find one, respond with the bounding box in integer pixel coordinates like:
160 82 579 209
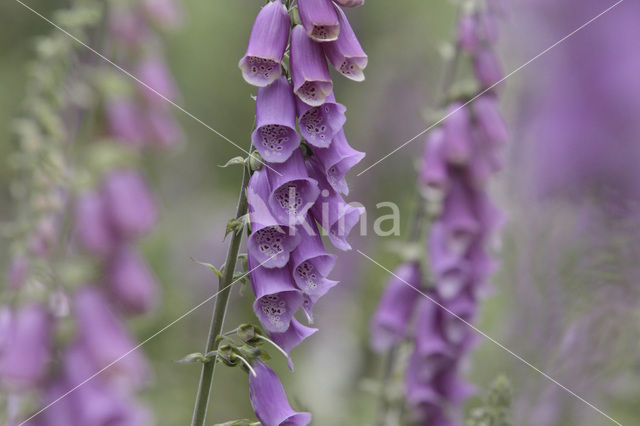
142 0 183 30
107 245 159 314
7 256 29 290
0 304 51 390
74 286 150 388
102 169 157 239
370 262 422 352
74 190 115 257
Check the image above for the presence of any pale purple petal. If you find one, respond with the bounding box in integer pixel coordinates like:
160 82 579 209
136 54 178 105
0 304 51 390
296 93 346 148
307 157 363 250
442 103 472 166
418 128 449 198
313 129 365 195
369 262 422 352
74 191 115 257
323 6 368 81
251 76 301 163
290 216 337 295
266 149 320 225
297 0 340 42
102 169 157 239
247 169 301 268
74 287 150 388
290 25 333 106
239 0 290 86
249 360 312 425
107 245 158 314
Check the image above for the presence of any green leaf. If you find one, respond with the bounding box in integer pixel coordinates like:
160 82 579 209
174 352 209 364
191 258 223 278
218 156 246 169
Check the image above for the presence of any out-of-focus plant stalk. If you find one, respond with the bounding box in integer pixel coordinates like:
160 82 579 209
191 160 251 426
374 18 465 423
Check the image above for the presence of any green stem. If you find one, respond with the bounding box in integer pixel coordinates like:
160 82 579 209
191 163 251 426
376 346 399 426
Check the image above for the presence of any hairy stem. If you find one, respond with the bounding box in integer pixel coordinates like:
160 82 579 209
191 162 251 426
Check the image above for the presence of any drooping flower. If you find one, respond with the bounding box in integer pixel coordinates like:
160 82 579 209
101 169 157 239
313 129 365 195
62 343 152 425
0 304 51 390
74 190 116 256
249 360 312 426
306 157 364 250
473 47 503 89
107 244 159 314
370 262 422 352
142 0 183 29
74 286 150 388
290 24 333 106
239 0 290 87
290 216 338 296
418 128 449 199
251 76 301 163
369 4 508 424
266 149 321 225
249 257 303 334
247 168 302 268
442 102 472 166
296 92 346 149
239 1 367 422
136 54 178 105
323 5 368 81
297 0 340 42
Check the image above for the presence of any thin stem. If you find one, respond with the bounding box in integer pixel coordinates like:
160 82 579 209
376 346 399 426
191 162 251 426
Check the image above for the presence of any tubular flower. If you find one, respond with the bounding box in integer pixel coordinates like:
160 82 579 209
252 76 301 163
249 360 312 426
290 24 333 107
101 169 158 239
296 92 346 149
369 4 507 424
239 0 290 87
323 5 368 81
238 1 367 422
107 245 159 314
4 1 178 424
0 304 51 390
297 0 340 42
370 262 423 352
247 168 302 268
